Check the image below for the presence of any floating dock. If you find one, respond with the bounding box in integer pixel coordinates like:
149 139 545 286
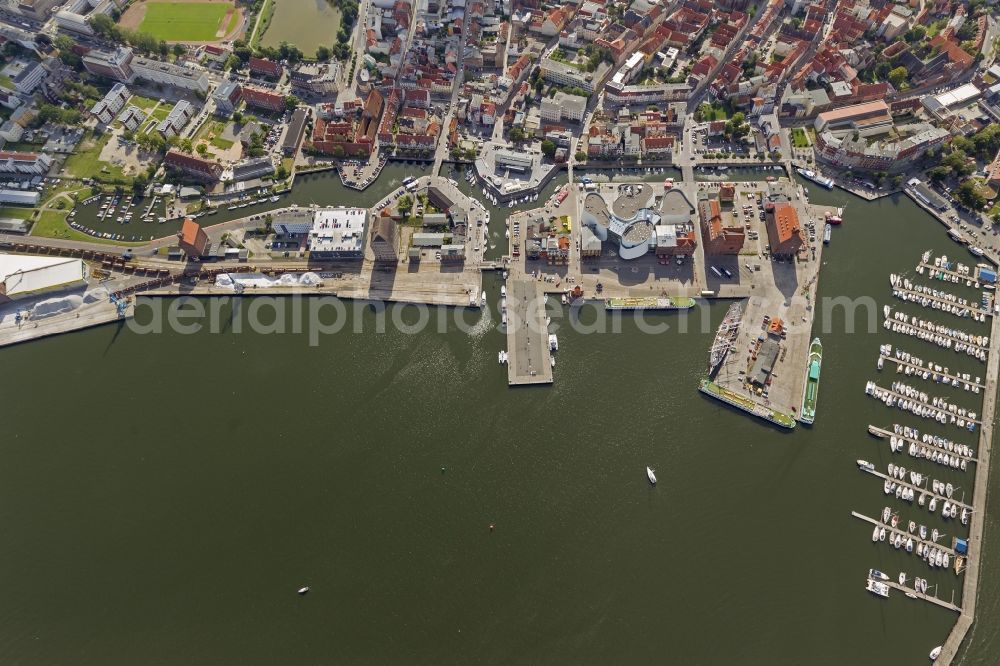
698 379 796 429
868 425 978 465
852 511 960 558
865 382 982 427
891 284 991 320
878 351 985 390
857 465 972 511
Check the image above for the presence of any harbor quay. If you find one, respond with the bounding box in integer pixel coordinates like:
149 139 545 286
937 309 1000 664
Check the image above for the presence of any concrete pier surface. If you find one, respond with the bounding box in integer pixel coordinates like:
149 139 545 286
0 299 129 349
937 310 1000 665
505 279 553 386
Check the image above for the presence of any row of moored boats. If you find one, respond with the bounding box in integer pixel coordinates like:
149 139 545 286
864 381 978 431
884 307 989 361
890 274 989 321
878 344 981 393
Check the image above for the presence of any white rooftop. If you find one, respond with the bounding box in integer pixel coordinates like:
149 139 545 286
309 208 367 254
0 254 86 299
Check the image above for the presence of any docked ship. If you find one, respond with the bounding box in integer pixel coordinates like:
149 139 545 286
708 301 743 375
799 338 823 425
604 296 696 310
698 379 797 429
796 167 835 189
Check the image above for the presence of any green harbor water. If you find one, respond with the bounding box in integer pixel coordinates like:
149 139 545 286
2 174 999 663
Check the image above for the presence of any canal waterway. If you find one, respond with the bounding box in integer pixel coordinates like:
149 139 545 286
1 177 998 663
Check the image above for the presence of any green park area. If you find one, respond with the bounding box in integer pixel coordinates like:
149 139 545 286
138 1 234 42
62 132 128 183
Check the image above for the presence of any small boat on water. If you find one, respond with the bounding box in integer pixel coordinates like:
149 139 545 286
481 290 487 306
869 569 889 581
930 646 942 661
872 526 879 542
866 578 890 598
646 466 656 485
297 587 310 595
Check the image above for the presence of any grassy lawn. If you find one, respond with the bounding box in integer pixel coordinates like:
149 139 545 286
3 141 47 152
151 104 173 122
130 95 161 111
137 1 233 42
211 136 235 149
250 0 275 47
698 102 731 122
0 206 36 220
791 127 810 148
62 132 129 183
32 211 145 246
195 119 226 142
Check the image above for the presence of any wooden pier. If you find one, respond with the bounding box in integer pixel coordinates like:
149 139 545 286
866 382 983 427
852 511 960 558
918 260 984 284
891 285 991 319
857 466 973 511
884 311 990 354
878 351 985 390
867 425 978 465
879 576 963 613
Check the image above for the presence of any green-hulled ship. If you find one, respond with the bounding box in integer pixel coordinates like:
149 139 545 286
799 338 823 425
604 297 695 310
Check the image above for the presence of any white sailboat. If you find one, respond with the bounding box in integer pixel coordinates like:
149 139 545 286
646 466 656 485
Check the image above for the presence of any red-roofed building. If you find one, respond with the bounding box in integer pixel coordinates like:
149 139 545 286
243 87 286 112
765 202 803 257
178 218 208 257
249 56 283 79
164 150 223 181
699 196 744 255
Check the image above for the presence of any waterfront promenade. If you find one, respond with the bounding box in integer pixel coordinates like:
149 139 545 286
938 309 1000 664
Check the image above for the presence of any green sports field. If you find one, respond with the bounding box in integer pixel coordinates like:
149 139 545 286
137 2 234 42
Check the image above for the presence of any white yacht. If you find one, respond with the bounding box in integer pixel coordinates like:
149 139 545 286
646 466 657 485
930 646 942 661
866 579 890 598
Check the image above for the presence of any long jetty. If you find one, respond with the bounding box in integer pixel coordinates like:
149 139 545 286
937 309 1000 664
868 425 978 465
857 465 973 511
918 261 985 283
866 382 983 428
892 285 991 319
883 316 990 356
852 511 960 558
878 352 985 390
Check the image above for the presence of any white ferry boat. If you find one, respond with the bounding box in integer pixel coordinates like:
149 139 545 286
796 167 835 189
